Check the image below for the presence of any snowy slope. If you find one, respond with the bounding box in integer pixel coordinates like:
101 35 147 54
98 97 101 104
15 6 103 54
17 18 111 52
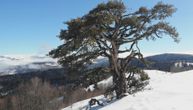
62 70 193 110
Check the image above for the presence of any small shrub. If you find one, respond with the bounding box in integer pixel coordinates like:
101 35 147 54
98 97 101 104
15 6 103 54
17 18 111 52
127 72 149 94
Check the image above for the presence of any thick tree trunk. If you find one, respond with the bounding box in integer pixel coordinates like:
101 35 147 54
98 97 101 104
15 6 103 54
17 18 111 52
110 41 128 98
113 71 127 99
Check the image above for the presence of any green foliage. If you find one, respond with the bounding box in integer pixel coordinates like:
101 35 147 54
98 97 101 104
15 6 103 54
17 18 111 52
140 72 150 81
126 67 149 93
80 67 111 87
49 0 179 98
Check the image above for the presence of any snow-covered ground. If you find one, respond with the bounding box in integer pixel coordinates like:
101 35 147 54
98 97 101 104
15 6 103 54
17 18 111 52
62 70 193 110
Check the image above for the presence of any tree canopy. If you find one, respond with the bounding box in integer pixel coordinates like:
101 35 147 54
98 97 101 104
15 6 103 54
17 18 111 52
49 1 179 98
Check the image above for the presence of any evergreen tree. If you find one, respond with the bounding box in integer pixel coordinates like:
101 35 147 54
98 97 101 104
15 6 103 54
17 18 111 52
49 1 179 98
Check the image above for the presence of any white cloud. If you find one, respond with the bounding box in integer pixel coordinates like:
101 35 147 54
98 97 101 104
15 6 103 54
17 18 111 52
37 43 53 55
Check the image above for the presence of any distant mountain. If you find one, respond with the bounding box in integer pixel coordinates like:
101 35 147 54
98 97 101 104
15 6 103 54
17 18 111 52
88 53 193 72
1 53 193 76
145 53 193 72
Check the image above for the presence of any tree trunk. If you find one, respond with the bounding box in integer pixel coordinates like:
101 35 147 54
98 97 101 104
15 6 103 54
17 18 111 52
110 41 127 98
113 71 127 99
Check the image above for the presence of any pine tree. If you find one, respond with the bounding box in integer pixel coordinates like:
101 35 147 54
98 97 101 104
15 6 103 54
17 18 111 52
49 1 179 98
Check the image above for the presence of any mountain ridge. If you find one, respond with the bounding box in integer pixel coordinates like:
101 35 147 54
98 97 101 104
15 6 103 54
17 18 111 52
1 53 193 76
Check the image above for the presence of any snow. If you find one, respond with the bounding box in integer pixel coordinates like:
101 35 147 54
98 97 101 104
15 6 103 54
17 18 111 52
87 56 108 69
97 77 113 90
174 61 193 67
187 62 193 66
62 70 193 110
85 76 113 91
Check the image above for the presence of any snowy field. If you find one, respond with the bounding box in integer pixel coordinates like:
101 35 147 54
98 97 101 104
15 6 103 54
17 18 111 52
62 70 193 110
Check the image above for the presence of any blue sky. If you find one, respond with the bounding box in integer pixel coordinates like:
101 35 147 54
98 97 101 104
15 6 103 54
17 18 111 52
0 0 192 55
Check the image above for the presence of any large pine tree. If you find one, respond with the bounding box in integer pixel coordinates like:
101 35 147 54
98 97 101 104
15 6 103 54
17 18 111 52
49 1 179 98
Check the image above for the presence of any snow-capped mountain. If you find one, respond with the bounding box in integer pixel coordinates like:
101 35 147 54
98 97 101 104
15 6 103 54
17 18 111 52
0 55 61 76
145 53 193 72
